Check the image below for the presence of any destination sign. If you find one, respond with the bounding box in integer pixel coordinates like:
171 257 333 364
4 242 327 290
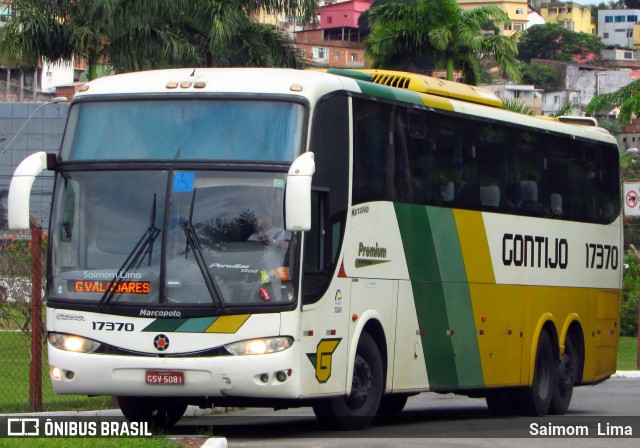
72 281 151 294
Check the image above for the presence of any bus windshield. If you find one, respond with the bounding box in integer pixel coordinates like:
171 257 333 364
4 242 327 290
49 170 296 308
60 100 305 162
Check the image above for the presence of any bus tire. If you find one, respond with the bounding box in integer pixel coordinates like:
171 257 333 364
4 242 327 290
376 393 409 416
549 335 578 415
117 396 188 429
517 330 556 416
312 331 383 430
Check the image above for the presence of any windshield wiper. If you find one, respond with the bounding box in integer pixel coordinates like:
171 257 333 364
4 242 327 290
180 188 225 308
99 195 161 309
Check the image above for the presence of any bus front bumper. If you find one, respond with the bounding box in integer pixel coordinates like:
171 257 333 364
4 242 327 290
47 343 301 399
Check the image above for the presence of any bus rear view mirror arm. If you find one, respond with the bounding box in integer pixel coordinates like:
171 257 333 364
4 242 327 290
285 152 315 232
8 151 56 230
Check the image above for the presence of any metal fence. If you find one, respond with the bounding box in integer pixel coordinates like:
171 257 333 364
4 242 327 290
0 227 110 412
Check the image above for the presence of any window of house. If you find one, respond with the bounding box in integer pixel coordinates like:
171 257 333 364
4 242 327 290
554 95 560 104
616 15 625 22
625 51 633 59
628 15 638 22
549 8 557 14
514 23 524 31
627 30 633 38
327 16 332 24
351 53 358 62
333 52 340 61
559 8 566 13
313 47 327 60
504 24 512 31
604 33 610 38
605 16 614 23
515 8 523 14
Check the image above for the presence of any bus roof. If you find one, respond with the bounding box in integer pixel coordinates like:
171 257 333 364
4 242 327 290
74 68 618 147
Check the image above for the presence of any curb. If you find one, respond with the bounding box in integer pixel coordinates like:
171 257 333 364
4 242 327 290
612 370 640 378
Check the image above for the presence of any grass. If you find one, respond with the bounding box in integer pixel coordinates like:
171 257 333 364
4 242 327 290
0 331 111 413
0 438 181 448
618 336 639 371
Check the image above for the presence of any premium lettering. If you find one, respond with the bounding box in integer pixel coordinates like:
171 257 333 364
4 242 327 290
358 242 387 259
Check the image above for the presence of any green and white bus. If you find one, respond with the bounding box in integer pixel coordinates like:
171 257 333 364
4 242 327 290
8 68 621 429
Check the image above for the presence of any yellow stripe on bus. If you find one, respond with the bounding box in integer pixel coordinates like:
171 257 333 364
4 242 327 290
205 314 251 333
454 210 495 284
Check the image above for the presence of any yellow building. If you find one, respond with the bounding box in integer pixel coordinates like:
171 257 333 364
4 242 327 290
457 0 529 36
540 2 594 34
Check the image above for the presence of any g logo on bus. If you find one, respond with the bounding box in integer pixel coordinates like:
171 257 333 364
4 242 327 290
306 338 341 383
153 334 170 351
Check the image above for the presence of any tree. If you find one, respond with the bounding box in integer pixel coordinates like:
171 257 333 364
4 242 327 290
365 0 521 85
0 0 317 78
518 24 604 64
586 79 640 122
521 62 559 90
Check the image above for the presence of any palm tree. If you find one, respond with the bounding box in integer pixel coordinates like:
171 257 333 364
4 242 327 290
365 0 521 85
586 79 640 123
0 0 318 79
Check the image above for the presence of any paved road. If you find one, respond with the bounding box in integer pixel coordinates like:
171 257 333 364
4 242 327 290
169 376 640 447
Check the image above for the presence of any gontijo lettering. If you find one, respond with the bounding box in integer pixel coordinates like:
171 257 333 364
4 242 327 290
502 233 568 269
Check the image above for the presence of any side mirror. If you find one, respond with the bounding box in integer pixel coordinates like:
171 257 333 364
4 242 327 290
8 151 52 229
285 152 315 231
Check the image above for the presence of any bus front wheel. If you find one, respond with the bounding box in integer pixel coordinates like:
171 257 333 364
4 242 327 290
312 332 383 430
117 396 188 429
517 330 557 416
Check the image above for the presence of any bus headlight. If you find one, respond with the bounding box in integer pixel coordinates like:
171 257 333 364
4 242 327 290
224 336 293 356
48 333 101 354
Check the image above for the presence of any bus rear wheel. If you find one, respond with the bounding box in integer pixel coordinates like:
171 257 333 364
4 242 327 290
117 396 188 429
312 332 383 430
517 330 557 416
549 335 578 415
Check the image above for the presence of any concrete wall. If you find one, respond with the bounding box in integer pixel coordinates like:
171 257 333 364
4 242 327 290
0 102 69 234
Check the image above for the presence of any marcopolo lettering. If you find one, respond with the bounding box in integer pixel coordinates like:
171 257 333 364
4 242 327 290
502 233 568 269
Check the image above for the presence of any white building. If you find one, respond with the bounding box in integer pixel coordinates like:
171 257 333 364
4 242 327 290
527 5 545 29
598 9 640 48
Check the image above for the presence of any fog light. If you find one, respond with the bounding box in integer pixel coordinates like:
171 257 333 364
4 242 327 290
50 367 62 381
275 371 287 382
65 371 75 380
260 373 269 383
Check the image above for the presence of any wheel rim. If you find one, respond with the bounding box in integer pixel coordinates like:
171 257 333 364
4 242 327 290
346 353 373 410
560 351 575 391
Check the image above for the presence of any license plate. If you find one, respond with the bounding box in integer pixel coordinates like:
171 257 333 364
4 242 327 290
145 371 185 385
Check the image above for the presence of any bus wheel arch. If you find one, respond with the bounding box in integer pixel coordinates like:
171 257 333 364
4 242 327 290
312 318 386 430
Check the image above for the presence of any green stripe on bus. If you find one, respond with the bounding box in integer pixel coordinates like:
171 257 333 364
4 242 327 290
394 203 457 389
142 319 189 332
426 207 484 387
426 207 466 282
175 317 217 333
354 80 423 105
395 203 484 390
